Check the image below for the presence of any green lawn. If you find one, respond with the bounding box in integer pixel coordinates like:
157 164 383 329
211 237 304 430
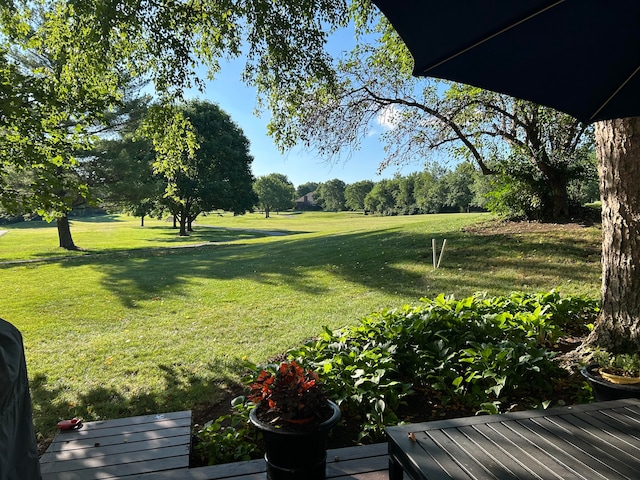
0 212 601 438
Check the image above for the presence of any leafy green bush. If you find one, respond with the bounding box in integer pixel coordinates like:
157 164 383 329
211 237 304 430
289 290 597 441
288 321 413 441
194 397 259 465
197 290 598 463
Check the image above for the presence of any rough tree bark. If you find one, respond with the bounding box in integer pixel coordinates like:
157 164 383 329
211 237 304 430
544 172 570 220
56 215 77 250
178 211 188 236
587 117 640 352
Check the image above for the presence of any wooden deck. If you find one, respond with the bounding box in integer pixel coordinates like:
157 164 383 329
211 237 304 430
41 400 640 479
168 443 389 480
40 411 192 479
39 410 388 480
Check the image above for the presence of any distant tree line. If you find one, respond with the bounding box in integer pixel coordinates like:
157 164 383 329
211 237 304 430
307 156 598 218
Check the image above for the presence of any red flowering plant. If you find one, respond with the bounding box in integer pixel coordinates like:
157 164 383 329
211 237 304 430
248 361 329 424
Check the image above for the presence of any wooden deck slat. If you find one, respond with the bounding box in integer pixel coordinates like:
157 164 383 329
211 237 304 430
41 444 189 472
48 416 191 443
40 411 191 480
123 443 389 480
40 427 186 463
326 453 388 477
73 411 192 430
41 435 191 462
42 456 189 480
43 426 190 453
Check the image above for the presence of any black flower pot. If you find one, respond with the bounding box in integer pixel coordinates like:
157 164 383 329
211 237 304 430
581 364 640 401
249 400 341 480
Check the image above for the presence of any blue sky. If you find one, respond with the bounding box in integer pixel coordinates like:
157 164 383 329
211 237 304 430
183 28 424 188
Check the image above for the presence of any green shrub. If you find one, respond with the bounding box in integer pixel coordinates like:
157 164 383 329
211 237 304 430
197 290 599 462
289 290 597 441
194 397 259 465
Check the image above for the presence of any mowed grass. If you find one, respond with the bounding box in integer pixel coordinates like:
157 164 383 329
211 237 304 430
0 212 602 439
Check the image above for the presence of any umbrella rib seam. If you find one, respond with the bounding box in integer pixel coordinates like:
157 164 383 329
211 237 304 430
591 65 640 122
420 0 567 76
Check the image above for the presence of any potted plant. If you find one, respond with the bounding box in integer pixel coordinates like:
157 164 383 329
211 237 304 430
581 351 640 401
248 360 341 480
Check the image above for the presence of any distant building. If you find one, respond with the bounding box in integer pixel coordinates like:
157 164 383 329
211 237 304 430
295 191 317 210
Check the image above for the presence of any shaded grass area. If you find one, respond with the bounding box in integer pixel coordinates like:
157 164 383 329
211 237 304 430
0 212 601 441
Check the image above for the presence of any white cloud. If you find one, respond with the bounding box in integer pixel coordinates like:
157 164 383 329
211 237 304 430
376 104 401 130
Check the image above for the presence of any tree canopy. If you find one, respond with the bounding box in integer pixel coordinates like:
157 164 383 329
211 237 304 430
254 173 295 218
268 23 595 221
315 178 346 212
149 100 256 236
0 0 352 246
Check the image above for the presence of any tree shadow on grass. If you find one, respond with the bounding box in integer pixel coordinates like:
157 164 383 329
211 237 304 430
30 357 247 443
71 228 433 306
438 227 601 295
20 222 602 307
0 218 602 311
42 222 600 306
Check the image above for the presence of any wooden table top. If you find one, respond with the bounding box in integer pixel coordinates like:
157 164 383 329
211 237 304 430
386 398 640 480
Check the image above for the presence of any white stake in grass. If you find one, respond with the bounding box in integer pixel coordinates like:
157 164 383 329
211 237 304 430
432 239 448 269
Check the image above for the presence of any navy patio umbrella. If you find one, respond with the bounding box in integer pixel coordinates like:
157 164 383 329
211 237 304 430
371 0 640 124
370 0 640 350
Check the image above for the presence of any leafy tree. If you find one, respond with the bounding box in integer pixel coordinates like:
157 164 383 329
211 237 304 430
389 174 418 214
87 136 164 227
315 179 346 211
567 150 600 206
0 0 349 248
270 28 594 222
0 41 115 249
413 169 443 214
146 100 256 236
82 97 166 226
364 180 395 215
441 162 481 213
254 173 295 218
344 180 374 211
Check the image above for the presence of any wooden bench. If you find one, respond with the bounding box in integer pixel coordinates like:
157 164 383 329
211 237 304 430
40 411 191 479
386 398 640 480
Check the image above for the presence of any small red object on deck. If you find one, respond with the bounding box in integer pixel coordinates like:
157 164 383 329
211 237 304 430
57 418 82 430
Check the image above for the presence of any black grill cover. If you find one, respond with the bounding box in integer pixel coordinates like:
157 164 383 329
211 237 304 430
0 319 42 479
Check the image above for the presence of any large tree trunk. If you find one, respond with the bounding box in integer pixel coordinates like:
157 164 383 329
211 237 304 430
587 117 640 352
56 215 77 250
177 208 189 236
546 173 570 220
